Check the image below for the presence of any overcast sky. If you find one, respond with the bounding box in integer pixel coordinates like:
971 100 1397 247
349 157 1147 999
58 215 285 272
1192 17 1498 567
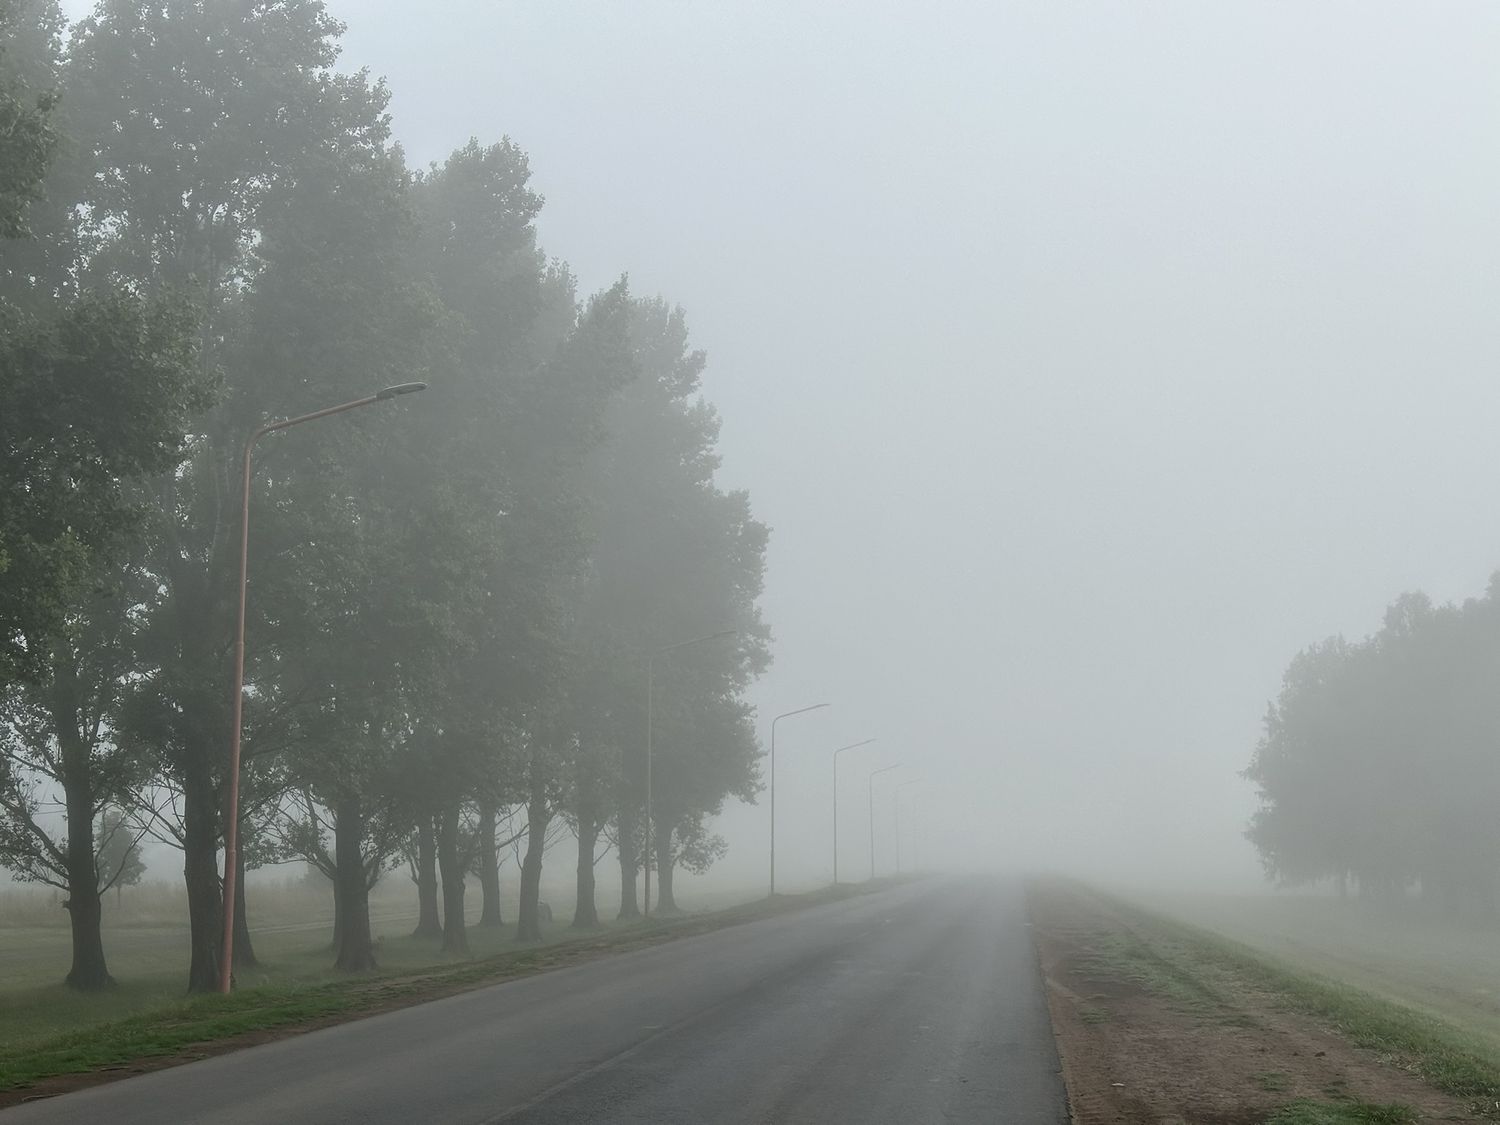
60 1 1500 893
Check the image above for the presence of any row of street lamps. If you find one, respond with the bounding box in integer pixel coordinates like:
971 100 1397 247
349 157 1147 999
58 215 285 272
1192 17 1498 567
641 649 923 912
219 385 926 990
765 706 924 898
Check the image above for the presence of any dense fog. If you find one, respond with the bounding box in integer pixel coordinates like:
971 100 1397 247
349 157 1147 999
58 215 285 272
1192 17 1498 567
310 1 1500 893
9 2 1500 995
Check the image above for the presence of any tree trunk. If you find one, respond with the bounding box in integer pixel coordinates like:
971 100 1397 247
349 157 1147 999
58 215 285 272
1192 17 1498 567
477 805 503 927
437 805 469 956
330 874 343 951
654 823 679 915
332 796 377 972
232 839 258 968
54 657 113 991
182 764 222 992
573 809 600 929
616 806 640 920
61 770 111 990
411 817 441 939
516 792 550 942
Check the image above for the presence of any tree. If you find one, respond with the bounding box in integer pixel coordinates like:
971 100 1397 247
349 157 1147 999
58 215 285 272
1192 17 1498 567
561 297 770 921
406 140 635 948
0 590 147 989
0 294 204 685
1246 578 1500 916
62 0 405 990
0 1 205 993
96 807 145 902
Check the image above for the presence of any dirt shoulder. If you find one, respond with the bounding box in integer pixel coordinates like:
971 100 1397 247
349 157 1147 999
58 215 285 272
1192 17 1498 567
1029 881 1487 1124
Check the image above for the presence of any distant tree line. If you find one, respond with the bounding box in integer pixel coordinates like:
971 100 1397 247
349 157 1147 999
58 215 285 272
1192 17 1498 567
1245 577 1500 915
0 0 769 991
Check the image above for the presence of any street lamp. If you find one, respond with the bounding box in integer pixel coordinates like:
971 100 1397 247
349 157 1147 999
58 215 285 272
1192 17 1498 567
643 629 738 918
867 763 902 881
893 779 923 873
831 739 875 884
769 702 830 897
218 382 427 993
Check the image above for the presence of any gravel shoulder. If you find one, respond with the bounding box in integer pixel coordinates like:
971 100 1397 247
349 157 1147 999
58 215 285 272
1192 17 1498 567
1029 881 1485 1124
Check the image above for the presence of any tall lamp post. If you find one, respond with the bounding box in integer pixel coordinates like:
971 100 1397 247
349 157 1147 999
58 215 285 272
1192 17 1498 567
867 763 902 881
643 629 737 918
831 739 875 884
218 382 427 994
893 778 923 873
769 702 830 896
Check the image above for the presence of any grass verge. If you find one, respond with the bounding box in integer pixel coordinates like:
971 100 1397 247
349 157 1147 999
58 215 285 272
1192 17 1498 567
1264 1099 1416 1125
1094 887 1500 1105
0 880 890 1098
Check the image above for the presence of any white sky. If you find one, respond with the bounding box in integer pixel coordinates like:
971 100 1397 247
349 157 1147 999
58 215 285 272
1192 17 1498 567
56 1 1500 894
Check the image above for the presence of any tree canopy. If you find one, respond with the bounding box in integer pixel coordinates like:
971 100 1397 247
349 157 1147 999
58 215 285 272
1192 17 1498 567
1245 578 1500 915
0 0 773 991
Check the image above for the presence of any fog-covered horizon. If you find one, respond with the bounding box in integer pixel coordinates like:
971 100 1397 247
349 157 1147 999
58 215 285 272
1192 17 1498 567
50 0 1500 895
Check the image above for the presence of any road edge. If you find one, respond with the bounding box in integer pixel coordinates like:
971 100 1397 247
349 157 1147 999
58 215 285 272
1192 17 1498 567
0 877 916 1108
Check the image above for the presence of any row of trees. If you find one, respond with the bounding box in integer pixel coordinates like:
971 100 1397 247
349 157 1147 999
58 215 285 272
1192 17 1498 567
1245 576 1500 915
0 0 770 991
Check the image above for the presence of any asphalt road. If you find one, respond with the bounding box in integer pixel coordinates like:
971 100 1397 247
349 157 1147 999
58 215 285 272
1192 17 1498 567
4 877 1068 1124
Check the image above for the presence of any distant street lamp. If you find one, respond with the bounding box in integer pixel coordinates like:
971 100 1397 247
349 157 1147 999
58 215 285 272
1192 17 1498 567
867 763 903 881
893 779 923 873
643 629 738 918
218 382 427 994
769 703 831 896
830 739 875 884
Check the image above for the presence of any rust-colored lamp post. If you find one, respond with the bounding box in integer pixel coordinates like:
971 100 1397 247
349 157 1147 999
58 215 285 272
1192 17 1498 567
219 382 426 993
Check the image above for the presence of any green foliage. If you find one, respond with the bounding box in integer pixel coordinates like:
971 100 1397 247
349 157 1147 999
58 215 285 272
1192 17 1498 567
0 228 205 688
0 0 60 240
0 582 153 890
1264 1100 1416 1125
564 297 772 885
0 0 771 991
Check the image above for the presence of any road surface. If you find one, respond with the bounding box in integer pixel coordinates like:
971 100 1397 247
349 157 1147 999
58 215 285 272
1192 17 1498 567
4 877 1067 1124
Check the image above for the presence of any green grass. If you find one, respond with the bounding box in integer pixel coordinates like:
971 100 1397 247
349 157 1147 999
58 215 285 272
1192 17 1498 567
1264 1099 1416 1125
1088 888 1500 1103
1179 923 1500 1100
1 907 586 1048
0 880 889 1093
1084 927 1220 1013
